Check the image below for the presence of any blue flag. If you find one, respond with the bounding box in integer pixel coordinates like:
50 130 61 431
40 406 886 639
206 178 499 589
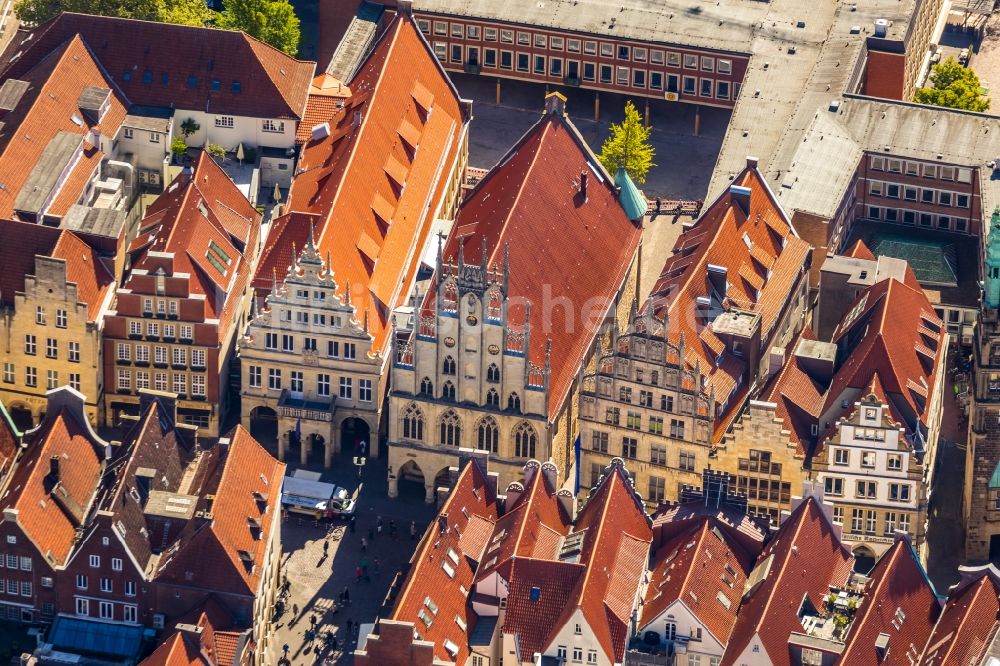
574 434 581 494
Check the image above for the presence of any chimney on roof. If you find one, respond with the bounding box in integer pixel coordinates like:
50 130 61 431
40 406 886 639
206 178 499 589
135 468 156 505
48 456 60 483
579 171 588 199
438 514 448 535
397 0 413 14
729 184 752 218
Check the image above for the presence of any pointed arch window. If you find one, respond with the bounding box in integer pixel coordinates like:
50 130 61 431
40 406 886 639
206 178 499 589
402 403 424 441
514 421 537 458
443 381 456 401
507 392 521 413
440 410 462 447
420 377 434 396
487 363 501 383
443 356 456 376
477 416 499 453
442 281 458 311
486 388 500 409
486 288 502 320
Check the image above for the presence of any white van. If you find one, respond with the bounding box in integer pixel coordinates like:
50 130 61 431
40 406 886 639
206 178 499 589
281 470 357 518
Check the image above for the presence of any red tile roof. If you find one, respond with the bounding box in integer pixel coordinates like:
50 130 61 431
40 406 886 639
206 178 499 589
431 108 642 422
826 277 945 444
139 633 211 666
847 239 877 261
920 567 1000 665
721 497 854 666
760 326 826 456
0 218 60 307
391 460 499 665
839 538 939 666
640 516 757 645
0 35 127 219
644 164 810 441
47 142 103 218
257 14 467 358
296 74 351 143
2 13 314 120
156 426 284 597
51 229 114 321
127 151 260 342
3 404 106 565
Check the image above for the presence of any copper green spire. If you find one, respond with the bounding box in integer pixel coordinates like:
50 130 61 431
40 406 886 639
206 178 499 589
986 207 1000 309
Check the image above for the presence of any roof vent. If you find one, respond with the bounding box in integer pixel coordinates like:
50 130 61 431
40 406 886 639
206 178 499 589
529 586 541 602
875 632 890 659
311 122 330 141
874 18 889 37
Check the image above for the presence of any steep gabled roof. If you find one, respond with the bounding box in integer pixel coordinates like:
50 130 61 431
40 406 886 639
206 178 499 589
543 462 652 662
391 461 499 665
50 229 115 321
2 396 107 566
644 162 810 440
128 151 260 342
139 633 212 666
827 277 945 438
761 326 826 456
0 218 60 306
1 13 314 120
258 13 467 357
640 516 757 645
846 239 877 261
431 106 642 422
840 538 939 666
0 34 127 219
721 497 854 666
155 426 284 597
920 566 1000 666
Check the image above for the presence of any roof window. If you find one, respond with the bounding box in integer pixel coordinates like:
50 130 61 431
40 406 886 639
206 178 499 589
530 586 541 602
161 72 169 86
187 75 198 89
232 81 242 94
143 70 152 84
122 70 132 82
211 79 221 91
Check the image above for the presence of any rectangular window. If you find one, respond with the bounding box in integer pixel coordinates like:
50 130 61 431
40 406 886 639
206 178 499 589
100 578 113 593
834 448 849 465
125 580 136 597
68 341 80 363
500 50 513 69
683 54 698 68
149 133 159 143
343 343 356 359
889 483 911 502
69 373 80 391
484 27 497 41
592 431 608 453
887 454 902 471
317 374 330 397
549 57 562 76
434 21 446 35
123 605 137 623
451 23 463 37
616 66 629 85
1 363 11 384
191 374 205 397
517 53 529 72
76 598 89 616
600 65 613 83
56 309 67 327
701 56 714 71
584 40 597 54
76 574 88 589
517 31 530 46
550 36 564 50
632 69 645 87
484 48 497 67
567 39 580 52
214 116 234 128
533 55 545 74
172 373 186 395
467 25 480 39
683 76 696 94
360 379 373 402
669 419 685 439
856 480 876 499
112 558 123 572
450 44 462 63
146 322 159 337
289 371 303 394
99 601 113 619
700 78 713 97
717 81 730 99
46 370 58 390
35 306 45 325
268 368 281 390
679 451 696 472
500 29 514 43
24 335 35 355
650 444 667 464
135 371 149 391
621 437 637 459
154 346 167 364
339 377 352 399
116 369 130 391
153 372 167 391
824 476 844 496
534 34 546 48
650 72 663 89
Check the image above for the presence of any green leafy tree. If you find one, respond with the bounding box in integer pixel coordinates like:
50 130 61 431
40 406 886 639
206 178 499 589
597 101 656 185
159 0 217 27
171 136 188 160
219 0 300 56
14 0 216 29
915 57 990 112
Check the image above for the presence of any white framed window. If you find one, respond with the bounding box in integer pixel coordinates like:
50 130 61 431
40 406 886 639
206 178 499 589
99 601 113 619
117 343 131 361
89 555 100 568
154 372 168 391
117 370 131 391
24 335 35 355
339 377 352 399
100 577 113 593
317 374 330 397
35 306 45 325
290 371 304 393
180 325 193 340
136 345 149 362
25 366 37 387
146 322 159 336
125 580 136 597
76 574 88 589
192 349 206 367
46 370 58 390
249 366 261 388
69 374 80 391
154 346 167 364
359 379 373 402
191 374 206 396
123 605 137 623
135 372 149 390
2 363 13 383
18 557 29 571
268 368 281 390
149 132 160 143
112 558 123 572
69 341 80 362
129 321 141 336
172 373 186 395
173 348 186 365
76 598 89 616
262 119 285 133
215 115 235 128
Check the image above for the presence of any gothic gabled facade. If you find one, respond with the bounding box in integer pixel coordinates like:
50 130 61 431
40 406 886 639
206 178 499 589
389 239 550 501
240 227 381 467
579 305 714 506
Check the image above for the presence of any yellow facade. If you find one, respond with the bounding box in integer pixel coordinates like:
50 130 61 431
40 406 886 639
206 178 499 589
0 254 110 428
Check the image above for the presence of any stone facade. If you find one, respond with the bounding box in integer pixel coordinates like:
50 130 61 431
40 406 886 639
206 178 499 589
240 230 381 467
388 243 552 501
0 254 110 428
813 395 927 563
578 308 714 506
714 400 810 527
966 209 1000 560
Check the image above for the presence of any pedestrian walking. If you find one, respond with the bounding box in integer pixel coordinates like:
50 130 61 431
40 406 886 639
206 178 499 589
410 520 417 540
374 558 380 575
390 519 398 540
361 557 369 581
323 540 329 555
655 197 662 216
355 565 363 583
342 586 351 605
360 536 367 552
376 522 383 538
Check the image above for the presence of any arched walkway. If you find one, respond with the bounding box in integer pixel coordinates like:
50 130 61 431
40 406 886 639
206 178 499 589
249 406 277 448
852 546 876 574
7 405 32 432
341 417 371 457
396 460 426 501
431 467 452 504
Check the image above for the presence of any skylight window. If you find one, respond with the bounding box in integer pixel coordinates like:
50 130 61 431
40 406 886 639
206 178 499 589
442 561 455 579
187 75 198 89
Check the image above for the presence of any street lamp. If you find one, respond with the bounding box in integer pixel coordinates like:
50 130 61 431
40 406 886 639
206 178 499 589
353 456 366 479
